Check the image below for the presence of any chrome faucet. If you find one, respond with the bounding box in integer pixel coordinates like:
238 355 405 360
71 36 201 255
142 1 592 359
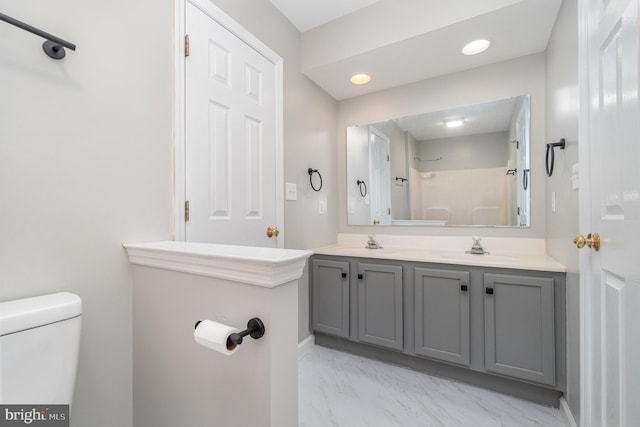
366 234 383 249
466 236 489 255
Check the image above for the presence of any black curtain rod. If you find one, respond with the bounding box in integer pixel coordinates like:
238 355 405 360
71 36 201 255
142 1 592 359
0 12 76 59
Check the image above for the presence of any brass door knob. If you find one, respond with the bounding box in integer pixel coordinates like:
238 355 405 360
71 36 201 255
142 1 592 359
266 226 280 238
373 219 380 225
573 233 600 251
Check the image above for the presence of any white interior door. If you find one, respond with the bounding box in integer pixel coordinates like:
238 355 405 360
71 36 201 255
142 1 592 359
581 0 640 425
185 1 280 247
368 127 392 225
515 97 530 226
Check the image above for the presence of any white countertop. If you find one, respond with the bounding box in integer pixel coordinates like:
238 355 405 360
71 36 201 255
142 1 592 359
312 236 566 273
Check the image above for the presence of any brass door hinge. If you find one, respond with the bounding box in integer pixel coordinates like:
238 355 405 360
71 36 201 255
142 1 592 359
185 200 190 222
185 35 190 57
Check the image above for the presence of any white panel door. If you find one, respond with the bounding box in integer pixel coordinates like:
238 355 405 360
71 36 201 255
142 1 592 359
582 0 640 425
515 97 530 227
369 127 392 225
185 2 279 247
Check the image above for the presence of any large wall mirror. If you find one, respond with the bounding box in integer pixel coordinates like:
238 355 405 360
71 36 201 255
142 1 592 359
347 95 531 227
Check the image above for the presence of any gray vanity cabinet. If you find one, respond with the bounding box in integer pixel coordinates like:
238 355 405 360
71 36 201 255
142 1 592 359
357 263 403 351
414 268 470 366
484 273 556 385
311 259 350 338
310 254 566 406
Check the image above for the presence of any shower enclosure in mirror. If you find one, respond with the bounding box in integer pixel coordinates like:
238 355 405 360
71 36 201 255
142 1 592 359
347 95 531 227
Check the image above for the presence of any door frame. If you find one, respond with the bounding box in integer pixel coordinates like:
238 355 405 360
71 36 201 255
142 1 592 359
578 0 594 424
173 0 284 245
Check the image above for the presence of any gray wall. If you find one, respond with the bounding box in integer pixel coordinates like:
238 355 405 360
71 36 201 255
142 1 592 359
132 266 299 427
544 0 580 423
0 1 337 426
338 53 546 237
417 131 509 172
0 0 175 425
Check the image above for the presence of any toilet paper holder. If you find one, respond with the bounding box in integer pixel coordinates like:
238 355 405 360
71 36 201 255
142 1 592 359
194 317 265 347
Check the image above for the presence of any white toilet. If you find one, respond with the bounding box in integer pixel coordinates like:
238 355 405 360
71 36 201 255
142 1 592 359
0 292 82 404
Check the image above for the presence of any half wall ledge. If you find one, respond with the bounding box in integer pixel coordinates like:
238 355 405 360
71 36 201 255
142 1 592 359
123 241 312 288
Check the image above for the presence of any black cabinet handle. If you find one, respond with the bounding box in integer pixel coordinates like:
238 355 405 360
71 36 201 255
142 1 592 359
461 284 468 292
485 288 494 295
341 272 347 278
358 274 363 280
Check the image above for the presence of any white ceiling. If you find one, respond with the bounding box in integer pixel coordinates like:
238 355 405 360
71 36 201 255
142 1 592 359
268 0 563 100
268 0 382 32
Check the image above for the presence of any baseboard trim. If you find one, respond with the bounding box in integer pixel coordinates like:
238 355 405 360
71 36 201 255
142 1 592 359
298 335 315 356
560 397 578 427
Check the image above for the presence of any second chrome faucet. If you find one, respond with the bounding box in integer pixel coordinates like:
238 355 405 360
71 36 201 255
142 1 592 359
466 236 490 255
366 234 383 249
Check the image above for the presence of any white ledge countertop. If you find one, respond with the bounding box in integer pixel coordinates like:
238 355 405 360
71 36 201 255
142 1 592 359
312 243 567 273
123 241 313 288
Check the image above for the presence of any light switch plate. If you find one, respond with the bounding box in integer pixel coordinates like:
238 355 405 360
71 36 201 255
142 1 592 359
319 199 327 214
285 182 297 201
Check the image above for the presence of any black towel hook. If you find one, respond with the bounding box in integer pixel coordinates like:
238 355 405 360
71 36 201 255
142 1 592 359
546 139 566 177
308 168 323 192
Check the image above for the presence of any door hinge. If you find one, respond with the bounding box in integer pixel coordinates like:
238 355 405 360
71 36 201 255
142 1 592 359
185 35 190 57
185 200 190 222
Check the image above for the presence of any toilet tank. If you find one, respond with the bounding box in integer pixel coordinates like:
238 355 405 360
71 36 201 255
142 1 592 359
0 292 82 404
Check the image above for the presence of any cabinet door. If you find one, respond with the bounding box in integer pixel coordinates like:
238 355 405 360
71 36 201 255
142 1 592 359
357 263 403 351
414 268 470 366
484 273 555 385
312 259 349 338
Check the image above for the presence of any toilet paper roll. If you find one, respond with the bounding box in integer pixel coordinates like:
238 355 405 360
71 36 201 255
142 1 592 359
194 320 240 356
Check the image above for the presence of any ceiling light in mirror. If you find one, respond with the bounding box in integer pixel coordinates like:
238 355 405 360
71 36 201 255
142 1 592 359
462 39 491 55
350 73 372 85
445 119 464 128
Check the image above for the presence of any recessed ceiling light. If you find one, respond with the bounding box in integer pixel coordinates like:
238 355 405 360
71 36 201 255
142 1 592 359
462 39 491 56
445 119 464 128
350 73 371 85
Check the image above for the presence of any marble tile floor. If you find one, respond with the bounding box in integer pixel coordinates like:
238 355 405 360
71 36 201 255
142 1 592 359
299 344 566 427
